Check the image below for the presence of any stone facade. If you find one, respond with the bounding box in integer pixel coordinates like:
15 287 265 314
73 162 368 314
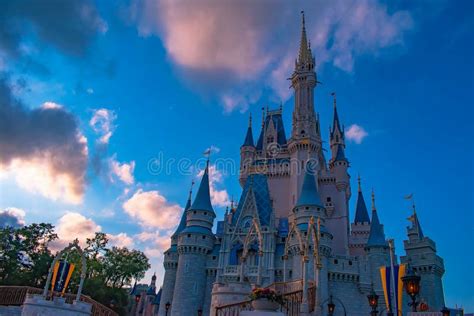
156 12 446 316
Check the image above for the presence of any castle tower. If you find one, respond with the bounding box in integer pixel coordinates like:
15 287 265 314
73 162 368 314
171 163 216 316
349 176 371 256
324 93 351 255
239 114 256 186
401 205 445 310
288 12 323 213
365 190 390 290
158 184 193 316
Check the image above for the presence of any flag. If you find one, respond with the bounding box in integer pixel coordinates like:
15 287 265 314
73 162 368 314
331 92 336 96
51 261 75 294
203 148 211 156
380 264 406 316
404 193 413 200
407 214 415 223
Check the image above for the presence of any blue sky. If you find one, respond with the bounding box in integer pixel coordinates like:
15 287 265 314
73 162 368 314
0 0 472 310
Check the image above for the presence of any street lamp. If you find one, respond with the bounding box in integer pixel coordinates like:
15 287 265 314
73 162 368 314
165 302 171 316
441 306 450 316
367 289 379 316
198 308 203 316
327 295 336 316
402 268 421 312
135 294 141 303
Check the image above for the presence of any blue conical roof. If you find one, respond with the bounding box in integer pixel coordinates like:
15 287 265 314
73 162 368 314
242 125 254 147
330 97 343 138
171 195 192 239
367 209 387 247
296 163 323 208
190 163 214 213
334 144 347 162
354 191 370 224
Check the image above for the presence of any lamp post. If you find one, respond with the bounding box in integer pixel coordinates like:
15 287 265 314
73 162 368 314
165 301 171 316
402 268 421 312
441 306 450 316
367 289 379 316
327 295 336 316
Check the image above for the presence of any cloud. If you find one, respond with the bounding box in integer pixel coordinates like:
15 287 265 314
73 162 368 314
345 124 368 144
52 212 102 249
123 189 182 229
198 164 230 207
131 0 413 111
0 0 106 59
109 155 135 185
90 108 117 145
108 232 134 248
0 207 26 228
0 79 88 204
136 231 172 258
51 211 133 251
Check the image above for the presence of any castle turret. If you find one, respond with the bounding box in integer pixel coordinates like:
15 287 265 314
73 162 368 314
288 12 323 213
329 93 350 194
171 162 216 316
401 204 445 310
239 114 256 186
349 176 372 256
365 190 390 290
159 183 193 316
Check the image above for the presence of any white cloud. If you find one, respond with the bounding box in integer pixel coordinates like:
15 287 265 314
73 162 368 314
345 124 368 144
109 155 135 185
86 88 94 94
41 101 63 110
89 108 117 144
123 189 182 228
0 207 26 227
51 212 102 250
198 164 230 207
131 0 413 111
108 232 134 248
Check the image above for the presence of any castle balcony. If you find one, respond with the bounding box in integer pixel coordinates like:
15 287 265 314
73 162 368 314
224 265 238 275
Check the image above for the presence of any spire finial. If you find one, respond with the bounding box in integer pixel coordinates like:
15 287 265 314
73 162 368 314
280 101 283 112
357 174 362 193
261 107 265 128
371 188 376 211
249 113 252 127
188 179 195 201
331 91 337 109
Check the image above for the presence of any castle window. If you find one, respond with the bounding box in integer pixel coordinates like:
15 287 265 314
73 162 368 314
204 212 207 215
202 235 206 239
327 197 331 202
212 256 216 260
334 259 338 264
349 260 352 265
193 211 197 214
187 234 191 238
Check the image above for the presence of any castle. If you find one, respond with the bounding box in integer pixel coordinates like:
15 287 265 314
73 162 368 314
150 13 446 316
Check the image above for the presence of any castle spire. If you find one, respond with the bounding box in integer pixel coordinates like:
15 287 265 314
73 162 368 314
190 162 214 213
298 11 311 65
366 189 388 247
354 176 370 224
242 113 254 147
330 92 343 139
407 202 424 240
171 180 194 240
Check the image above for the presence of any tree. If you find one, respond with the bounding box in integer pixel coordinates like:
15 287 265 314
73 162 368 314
0 223 57 286
102 247 150 288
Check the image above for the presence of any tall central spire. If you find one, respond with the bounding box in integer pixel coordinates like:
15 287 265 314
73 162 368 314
298 11 311 65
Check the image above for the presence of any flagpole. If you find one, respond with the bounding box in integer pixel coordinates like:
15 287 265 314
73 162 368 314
388 239 397 315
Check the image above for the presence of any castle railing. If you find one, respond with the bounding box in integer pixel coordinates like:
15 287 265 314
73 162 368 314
0 286 118 316
215 285 315 316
